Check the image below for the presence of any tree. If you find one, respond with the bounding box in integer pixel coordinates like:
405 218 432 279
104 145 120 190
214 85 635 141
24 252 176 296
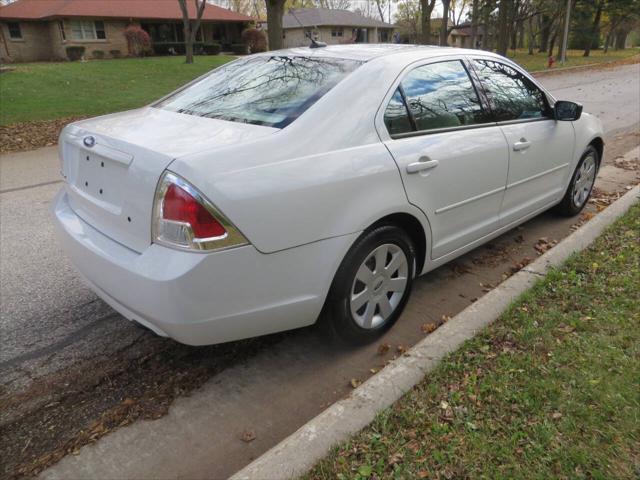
496 0 512 55
470 0 480 47
420 0 437 44
583 0 604 56
265 0 286 50
440 0 451 45
178 0 207 64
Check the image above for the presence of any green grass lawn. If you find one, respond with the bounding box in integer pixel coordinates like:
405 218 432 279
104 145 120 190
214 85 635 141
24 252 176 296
307 204 640 480
509 47 639 72
0 48 637 126
0 55 234 125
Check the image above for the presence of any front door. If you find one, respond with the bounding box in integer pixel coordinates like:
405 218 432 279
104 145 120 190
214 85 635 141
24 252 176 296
471 58 576 225
381 59 510 259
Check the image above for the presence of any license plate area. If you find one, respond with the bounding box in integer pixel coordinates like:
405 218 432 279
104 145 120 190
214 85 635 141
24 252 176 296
74 150 127 209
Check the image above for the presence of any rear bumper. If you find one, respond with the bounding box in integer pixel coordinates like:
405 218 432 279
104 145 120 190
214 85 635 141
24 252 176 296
52 189 357 345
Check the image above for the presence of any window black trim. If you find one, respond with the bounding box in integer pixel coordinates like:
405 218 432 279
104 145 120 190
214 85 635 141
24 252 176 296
390 121 499 140
397 84 417 131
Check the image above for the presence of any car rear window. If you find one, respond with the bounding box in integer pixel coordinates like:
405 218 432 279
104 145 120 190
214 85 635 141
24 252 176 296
156 55 363 128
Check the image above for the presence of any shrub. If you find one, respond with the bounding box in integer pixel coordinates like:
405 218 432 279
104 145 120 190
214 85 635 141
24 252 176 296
241 28 267 53
109 49 122 58
124 24 151 57
65 46 85 61
202 43 221 55
92 50 105 59
231 43 248 55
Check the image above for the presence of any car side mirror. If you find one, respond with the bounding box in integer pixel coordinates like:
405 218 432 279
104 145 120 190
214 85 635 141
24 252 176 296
554 100 583 121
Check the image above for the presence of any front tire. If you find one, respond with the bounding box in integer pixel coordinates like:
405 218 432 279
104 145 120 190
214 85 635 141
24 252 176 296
322 225 416 344
555 145 599 216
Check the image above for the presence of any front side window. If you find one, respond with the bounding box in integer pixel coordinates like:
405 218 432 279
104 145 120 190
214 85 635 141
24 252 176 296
332 28 343 37
70 20 106 40
472 59 550 121
156 56 363 128
383 60 490 136
7 22 22 39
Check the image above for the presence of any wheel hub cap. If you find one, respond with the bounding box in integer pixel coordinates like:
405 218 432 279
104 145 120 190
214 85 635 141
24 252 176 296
572 154 596 208
350 243 409 330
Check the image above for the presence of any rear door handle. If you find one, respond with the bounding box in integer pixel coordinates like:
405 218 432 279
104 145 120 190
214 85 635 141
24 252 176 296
406 158 439 174
513 138 531 151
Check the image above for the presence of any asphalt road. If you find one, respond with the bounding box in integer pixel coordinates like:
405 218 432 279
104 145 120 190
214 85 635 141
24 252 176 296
1 62 639 478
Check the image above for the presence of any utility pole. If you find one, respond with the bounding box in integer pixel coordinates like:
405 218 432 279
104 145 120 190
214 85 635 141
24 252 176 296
560 0 572 64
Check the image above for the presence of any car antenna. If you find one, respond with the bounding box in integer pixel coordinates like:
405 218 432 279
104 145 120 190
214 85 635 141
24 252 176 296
288 8 326 48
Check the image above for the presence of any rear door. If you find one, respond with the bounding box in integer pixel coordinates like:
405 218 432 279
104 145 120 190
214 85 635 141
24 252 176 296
380 58 509 260
470 58 575 226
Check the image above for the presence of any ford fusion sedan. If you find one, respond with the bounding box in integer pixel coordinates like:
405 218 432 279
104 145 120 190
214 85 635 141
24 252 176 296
52 45 603 345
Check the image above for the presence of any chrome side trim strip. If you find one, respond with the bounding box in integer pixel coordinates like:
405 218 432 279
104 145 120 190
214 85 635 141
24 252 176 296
435 186 506 215
506 163 570 190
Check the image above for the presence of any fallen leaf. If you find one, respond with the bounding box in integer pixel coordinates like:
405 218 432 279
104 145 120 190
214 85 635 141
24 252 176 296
240 430 256 443
388 451 404 465
397 345 407 354
350 378 362 388
121 398 136 407
377 343 391 355
421 323 437 334
418 471 430 478
552 412 563 420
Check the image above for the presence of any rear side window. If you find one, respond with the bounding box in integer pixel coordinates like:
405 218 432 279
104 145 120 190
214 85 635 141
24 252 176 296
384 60 490 136
472 59 550 121
157 56 363 128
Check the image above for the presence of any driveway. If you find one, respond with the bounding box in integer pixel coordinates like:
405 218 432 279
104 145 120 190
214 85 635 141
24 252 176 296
1 62 639 479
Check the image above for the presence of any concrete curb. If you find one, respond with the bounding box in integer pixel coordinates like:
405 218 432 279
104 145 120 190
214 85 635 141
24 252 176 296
231 184 640 480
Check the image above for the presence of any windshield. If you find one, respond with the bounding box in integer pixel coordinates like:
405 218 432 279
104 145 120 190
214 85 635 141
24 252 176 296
156 55 363 128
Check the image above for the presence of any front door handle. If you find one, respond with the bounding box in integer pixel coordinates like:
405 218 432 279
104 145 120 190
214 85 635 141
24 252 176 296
513 138 531 151
406 158 439 174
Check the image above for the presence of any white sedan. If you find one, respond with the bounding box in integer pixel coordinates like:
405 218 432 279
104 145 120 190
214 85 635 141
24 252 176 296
52 45 603 345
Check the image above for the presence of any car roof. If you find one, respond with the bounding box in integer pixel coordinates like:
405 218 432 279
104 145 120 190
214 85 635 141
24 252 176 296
260 44 504 62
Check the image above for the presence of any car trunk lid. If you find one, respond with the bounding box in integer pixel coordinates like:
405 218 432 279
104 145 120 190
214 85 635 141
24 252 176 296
60 107 277 253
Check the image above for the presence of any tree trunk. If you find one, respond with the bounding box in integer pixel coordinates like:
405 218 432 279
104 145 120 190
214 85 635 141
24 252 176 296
548 29 557 58
440 0 450 46
583 0 603 57
420 0 435 45
266 0 285 50
604 29 613 53
527 15 535 54
470 0 479 48
539 14 551 53
496 0 510 56
185 31 194 63
614 29 627 50
178 0 206 64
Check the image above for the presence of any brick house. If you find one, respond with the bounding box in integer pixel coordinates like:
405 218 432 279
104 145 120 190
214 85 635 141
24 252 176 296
260 8 395 49
0 0 253 63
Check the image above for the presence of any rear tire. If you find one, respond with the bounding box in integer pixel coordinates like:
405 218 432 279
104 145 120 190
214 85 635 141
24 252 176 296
321 225 416 344
555 145 599 217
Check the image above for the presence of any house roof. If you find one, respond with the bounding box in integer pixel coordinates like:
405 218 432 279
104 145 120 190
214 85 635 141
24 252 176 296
0 0 252 22
282 8 394 30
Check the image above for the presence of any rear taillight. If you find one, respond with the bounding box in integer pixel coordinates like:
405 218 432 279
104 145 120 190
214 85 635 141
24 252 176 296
152 172 247 252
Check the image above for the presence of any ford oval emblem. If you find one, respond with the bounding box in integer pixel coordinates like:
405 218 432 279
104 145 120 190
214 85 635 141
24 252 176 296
83 136 96 148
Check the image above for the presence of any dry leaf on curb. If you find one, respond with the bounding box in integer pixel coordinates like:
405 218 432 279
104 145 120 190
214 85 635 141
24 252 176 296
350 378 362 388
441 314 452 323
240 430 256 443
377 343 391 355
397 345 407 354
421 323 437 334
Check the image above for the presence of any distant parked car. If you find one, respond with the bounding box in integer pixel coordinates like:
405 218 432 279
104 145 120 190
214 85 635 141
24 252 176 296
52 45 603 345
